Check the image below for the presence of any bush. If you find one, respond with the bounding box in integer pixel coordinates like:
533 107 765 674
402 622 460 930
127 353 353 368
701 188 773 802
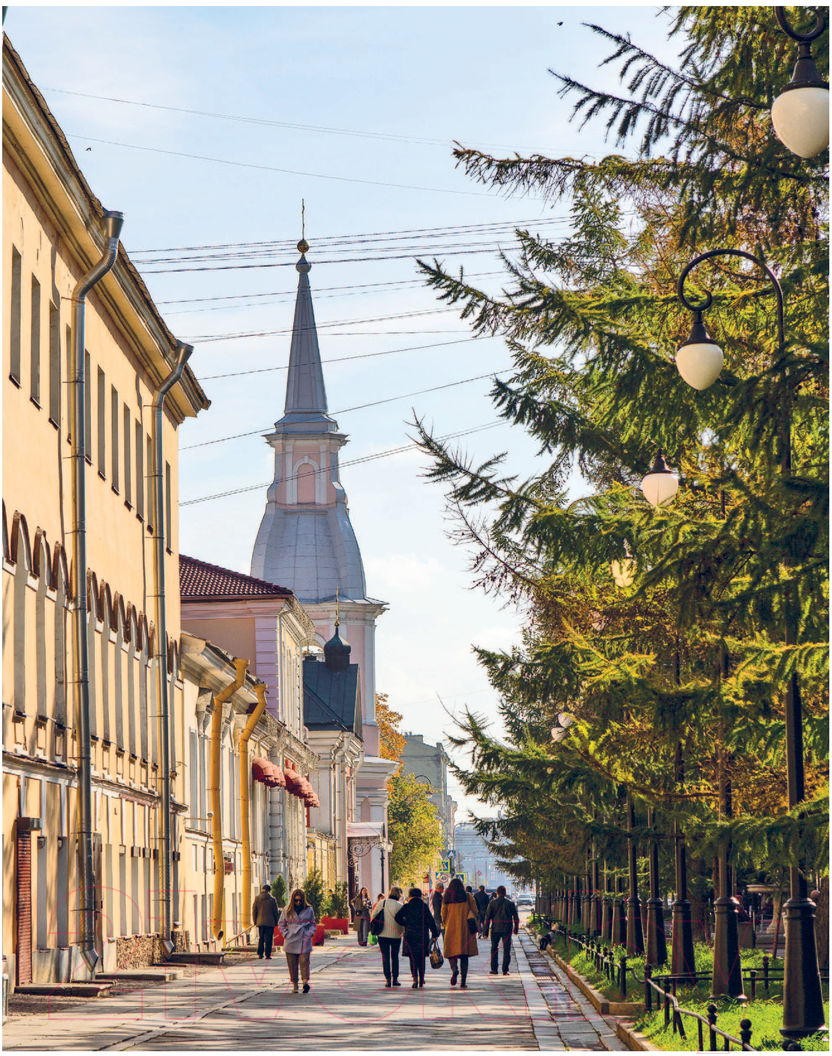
327 881 349 919
303 867 327 920
271 875 287 907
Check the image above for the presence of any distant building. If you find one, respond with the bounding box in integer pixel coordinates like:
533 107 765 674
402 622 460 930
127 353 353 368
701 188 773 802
454 821 519 892
400 734 457 853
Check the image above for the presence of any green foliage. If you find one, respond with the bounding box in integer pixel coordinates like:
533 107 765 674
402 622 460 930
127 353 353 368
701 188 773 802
327 881 349 920
415 6 828 898
271 875 287 908
388 771 444 887
302 867 327 920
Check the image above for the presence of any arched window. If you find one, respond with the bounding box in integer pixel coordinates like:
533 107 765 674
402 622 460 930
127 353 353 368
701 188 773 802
296 461 316 504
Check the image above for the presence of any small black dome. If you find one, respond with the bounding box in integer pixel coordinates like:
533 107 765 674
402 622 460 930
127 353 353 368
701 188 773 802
323 629 351 671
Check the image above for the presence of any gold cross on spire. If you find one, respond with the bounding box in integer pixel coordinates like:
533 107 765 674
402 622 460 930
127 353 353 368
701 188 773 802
335 586 340 631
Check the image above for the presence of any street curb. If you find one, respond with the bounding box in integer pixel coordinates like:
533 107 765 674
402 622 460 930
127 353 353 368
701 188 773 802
615 1020 659 1051
552 952 644 1017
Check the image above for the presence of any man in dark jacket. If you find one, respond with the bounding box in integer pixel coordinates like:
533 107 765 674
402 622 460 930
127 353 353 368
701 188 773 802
431 882 444 932
252 884 280 959
483 885 520 975
474 885 490 936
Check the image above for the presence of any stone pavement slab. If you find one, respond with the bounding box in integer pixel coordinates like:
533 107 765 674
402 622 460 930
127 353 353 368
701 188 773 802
3 930 625 1050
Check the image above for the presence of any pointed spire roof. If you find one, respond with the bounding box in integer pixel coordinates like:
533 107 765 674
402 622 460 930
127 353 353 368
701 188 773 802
276 239 337 433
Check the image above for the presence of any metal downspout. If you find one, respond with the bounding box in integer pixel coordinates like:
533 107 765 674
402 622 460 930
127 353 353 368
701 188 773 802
151 340 193 954
239 683 267 932
210 658 247 941
70 210 124 976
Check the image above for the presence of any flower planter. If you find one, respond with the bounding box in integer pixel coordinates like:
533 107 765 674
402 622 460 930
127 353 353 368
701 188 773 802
321 916 349 935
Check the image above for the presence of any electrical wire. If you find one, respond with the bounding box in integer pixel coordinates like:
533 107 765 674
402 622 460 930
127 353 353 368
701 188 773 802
46 85 550 154
181 370 500 450
180 421 503 507
186 305 457 343
130 217 571 259
198 336 481 382
65 132 516 200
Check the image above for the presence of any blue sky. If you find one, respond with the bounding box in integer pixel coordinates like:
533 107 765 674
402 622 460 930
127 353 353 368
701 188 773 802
7 4 682 820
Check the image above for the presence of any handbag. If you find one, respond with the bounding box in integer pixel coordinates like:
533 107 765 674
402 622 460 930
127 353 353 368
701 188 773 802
429 938 444 969
466 897 479 935
369 899 386 937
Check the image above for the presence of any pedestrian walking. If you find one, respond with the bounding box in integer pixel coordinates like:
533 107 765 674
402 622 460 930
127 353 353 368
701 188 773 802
441 876 479 989
252 883 280 959
483 884 519 976
394 887 439 988
278 888 317 993
431 882 444 933
371 886 405 988
474 884 490 937
351 887 372 946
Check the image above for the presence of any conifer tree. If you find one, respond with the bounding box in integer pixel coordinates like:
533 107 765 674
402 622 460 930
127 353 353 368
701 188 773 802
416 7 828 911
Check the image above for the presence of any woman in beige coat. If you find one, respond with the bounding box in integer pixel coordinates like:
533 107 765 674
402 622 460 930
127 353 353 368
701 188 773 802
441 876 479 988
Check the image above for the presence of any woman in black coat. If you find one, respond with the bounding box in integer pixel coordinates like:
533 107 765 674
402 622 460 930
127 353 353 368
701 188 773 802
394 887 439 988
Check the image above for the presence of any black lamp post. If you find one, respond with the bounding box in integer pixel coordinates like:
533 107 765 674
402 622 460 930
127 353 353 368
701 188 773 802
670 741 696 984
626 792 645 956
600 859 613 943
645 807 667 967
771 6 829 159
677 249 825 1039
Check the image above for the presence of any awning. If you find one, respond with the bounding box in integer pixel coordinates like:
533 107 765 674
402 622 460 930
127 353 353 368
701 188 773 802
252 757 270 783
284 768 303 795
347 821 385 840
264 762 286 788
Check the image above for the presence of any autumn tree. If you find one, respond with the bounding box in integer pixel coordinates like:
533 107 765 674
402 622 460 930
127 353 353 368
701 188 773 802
388 771 444 889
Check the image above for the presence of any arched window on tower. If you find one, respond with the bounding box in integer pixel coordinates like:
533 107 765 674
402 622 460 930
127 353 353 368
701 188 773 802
296 461 316 504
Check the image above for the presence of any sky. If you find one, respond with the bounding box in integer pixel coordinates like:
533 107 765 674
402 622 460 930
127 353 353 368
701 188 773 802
6 4 684 822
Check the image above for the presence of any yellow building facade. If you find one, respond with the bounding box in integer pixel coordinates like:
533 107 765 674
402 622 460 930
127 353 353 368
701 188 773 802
2 37 210 984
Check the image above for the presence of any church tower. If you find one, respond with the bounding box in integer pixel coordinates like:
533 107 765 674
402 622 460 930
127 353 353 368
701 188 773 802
251 239 395 891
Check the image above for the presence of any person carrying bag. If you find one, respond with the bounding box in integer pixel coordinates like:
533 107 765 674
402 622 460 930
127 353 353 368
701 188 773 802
441 877 479 989
372 887 405 988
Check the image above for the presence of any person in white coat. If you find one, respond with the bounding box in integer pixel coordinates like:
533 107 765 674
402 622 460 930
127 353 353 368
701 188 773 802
371 886 405 988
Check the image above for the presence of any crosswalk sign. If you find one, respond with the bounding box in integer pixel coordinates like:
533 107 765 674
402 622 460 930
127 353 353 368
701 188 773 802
438 859 450 873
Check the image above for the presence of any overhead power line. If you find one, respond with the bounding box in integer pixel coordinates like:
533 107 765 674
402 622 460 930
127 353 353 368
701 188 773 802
197 336 481 382
181 370 500 451
180 421 503 507
46 85 544 154
66 132 514 200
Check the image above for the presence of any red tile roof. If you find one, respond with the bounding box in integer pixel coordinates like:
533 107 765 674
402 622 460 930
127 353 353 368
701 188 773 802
180 555 293 601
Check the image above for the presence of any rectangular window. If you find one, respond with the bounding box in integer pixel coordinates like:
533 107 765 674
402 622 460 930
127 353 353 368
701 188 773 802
9 247 21 383
48 302 60 424
135 421 144 518
65 325 72 441
84 351 92 461
97 367 106 474
111 387 119 491
123 405 132 506
146 435 153 531
30 275 41 404
165 461 172 546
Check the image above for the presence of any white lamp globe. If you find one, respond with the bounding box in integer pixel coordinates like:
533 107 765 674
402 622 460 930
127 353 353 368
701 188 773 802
772 85 830 158
676 314 723 390
641 453 679 508
610 558 635 588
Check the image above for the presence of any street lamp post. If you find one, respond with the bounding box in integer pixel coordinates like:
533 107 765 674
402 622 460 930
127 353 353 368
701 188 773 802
626 792 645 956
677 248 825 1039
670 741 696 984
645 807 667 967
771 6 829 159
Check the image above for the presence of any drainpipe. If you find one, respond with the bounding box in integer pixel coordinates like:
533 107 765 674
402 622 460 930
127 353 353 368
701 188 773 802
70 210 124 976
150 340 193 954
239 682 267 932
210 658 247 941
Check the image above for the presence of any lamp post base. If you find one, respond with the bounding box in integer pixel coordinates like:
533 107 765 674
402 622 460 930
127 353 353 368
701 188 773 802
670 898 696 983
626 895 645 956
711 896 745 1000
781 894 826 1041
646 897 667 967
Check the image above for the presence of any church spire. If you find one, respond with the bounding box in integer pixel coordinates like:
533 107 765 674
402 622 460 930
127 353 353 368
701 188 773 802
277 237 332 429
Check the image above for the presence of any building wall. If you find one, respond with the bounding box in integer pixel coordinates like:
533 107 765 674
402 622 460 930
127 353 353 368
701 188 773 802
2 40 205 985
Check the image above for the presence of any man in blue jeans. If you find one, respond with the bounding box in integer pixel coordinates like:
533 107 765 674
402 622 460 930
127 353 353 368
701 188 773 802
483 885 519 975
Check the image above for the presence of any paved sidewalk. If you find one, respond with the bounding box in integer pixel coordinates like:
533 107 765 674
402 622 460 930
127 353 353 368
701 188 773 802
4 931 626 1050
